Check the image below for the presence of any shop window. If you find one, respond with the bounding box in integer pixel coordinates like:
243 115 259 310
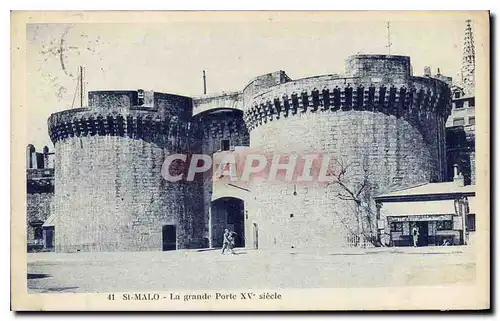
220 139 230 151
390 222 403 232
453 118 465 126
467 214 476 232
436 220 453 231
469 117 475 125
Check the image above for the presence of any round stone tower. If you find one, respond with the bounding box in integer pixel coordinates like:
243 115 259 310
48 90 205 252
242 55 452 249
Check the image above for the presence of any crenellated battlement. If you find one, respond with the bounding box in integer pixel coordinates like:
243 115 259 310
243 82 451 131
198 109 249 140
48 110 200 143
48 90 196 143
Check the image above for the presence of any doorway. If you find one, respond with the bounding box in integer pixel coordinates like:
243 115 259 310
413 221 429 247
162 225 177 251
44 227 54 250
210 197 245 248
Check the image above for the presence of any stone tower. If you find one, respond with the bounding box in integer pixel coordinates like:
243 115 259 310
241 55 452 249
461 20 475 96
48 90 205 252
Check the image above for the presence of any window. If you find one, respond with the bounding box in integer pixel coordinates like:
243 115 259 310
454 101 464 109
34 227 43 242
469 117 475 126
467 214 476 232
454 92 461 99
453 118 465 126
390 222 403 232
469 98 475 108
220 139 230 151
436 220 453 231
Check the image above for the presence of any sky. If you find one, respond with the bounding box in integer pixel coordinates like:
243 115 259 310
26 12 472 149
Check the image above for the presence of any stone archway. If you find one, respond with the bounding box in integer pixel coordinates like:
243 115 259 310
210 197 245 248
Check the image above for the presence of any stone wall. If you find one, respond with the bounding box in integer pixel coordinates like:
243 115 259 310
245 111 441 249
345 55 411 83
194 109 250 247
192 92 244 116
27 167 54 251
49 91 205 252
27 191 53 247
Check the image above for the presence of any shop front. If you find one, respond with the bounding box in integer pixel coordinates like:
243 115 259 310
387 214 460 247
374 180 475 247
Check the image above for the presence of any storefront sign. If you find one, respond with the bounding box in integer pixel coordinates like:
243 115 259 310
388 214 453 223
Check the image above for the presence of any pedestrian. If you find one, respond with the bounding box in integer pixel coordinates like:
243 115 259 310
412 226 419 247
228 231 237 255
221 229 231 255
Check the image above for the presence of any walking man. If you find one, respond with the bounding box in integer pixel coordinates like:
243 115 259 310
412 226 419 247
221 229 231 255
227 231 237 255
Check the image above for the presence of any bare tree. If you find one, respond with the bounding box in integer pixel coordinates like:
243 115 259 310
325 157 380 247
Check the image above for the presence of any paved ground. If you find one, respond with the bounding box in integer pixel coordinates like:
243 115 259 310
27 246 476 293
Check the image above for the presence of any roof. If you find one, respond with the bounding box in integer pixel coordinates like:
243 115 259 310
42 213 56 227
375 182 475 201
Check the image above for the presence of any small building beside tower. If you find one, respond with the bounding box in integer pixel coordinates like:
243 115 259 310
375 165 476 247
26 145 55 252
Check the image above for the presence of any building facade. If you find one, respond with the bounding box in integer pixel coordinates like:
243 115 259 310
27 53 460 252
26 145 55 252
445 19 476 186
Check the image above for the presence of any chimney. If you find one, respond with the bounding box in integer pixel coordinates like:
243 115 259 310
424 66 431 77
453 164 465 187
437 68 441 76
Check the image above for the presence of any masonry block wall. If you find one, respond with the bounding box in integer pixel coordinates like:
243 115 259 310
241 55 451 249
445 126 475 185
48 91 205 252
192 105 250 247
27 168 54 250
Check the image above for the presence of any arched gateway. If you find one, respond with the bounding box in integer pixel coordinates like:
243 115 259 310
210 197 245 248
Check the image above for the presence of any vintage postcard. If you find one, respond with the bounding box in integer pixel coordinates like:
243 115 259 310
11 11 490 311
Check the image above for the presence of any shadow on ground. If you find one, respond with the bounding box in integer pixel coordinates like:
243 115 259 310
43 286 79 292
27 273 51 279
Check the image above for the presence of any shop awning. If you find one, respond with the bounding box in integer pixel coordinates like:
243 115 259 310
383 199 457 216
467 196 478 214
